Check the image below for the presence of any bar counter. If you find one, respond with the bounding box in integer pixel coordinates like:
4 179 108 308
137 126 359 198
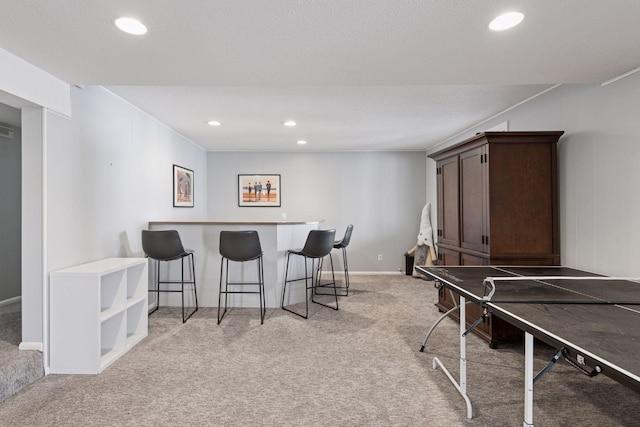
147 220 323 308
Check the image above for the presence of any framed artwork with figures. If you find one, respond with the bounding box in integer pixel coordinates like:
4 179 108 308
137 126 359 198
238 174 280 207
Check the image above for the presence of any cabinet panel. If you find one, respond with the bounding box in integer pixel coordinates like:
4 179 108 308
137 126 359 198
437 284 458 312
459 146 486 253
488 142 557 255
437 156 459 247
434 247 461 313
437 246 460 266
460 253 488 266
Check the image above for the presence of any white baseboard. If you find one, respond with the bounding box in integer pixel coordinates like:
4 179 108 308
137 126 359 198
348 271 404 275
19 342 43 351
0 295 21 306
320 270 404 278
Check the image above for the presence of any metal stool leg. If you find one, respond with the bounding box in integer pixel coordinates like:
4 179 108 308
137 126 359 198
311 254 339 310
304 257 310 319
282 253 314 319
190 253 198 311
281 252 291 309
181 253 198 323
149 259 161 315
181 257 186 322
315 248 349 297
342 247 350 295
218 257 227 324
257 256 265 324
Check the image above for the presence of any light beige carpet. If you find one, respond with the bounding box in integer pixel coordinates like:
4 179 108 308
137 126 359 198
0 302 43 403
0 275 639 426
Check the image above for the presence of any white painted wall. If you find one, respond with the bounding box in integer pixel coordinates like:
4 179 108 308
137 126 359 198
426 74 640 277
0 122 21 301
207 151 427 272
18 85 208 351
47 86 207 270
46 86 208 270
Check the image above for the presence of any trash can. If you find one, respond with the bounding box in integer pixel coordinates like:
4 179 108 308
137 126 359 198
405 254 414 276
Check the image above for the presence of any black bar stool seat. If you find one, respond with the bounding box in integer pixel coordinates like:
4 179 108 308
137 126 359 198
142 230 198 323
281 229 338 319
218 230 266 324
316 224 353 297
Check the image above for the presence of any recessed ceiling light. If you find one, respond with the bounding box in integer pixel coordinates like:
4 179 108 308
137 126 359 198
207 120 221 126
297 140 307 145
489 12 524 31
115 17 147 35
283 121 297 127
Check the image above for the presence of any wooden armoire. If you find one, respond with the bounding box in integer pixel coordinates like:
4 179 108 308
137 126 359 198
429 131 564 347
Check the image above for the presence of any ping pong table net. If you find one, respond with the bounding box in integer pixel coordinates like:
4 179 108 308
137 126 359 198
480 275 640 305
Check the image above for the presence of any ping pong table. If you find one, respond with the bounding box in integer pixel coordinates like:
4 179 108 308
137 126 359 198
416 265 640 427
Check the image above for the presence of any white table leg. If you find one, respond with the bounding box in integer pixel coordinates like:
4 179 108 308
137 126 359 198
459 296 467 396
523 331 534 427
431 295 473 419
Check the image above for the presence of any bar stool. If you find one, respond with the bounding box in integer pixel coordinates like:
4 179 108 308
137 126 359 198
316 224 353 297
218 230 266 324
141 230 198 323
281 229 338 319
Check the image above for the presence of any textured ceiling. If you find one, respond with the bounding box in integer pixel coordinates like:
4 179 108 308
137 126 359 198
1 0 639 150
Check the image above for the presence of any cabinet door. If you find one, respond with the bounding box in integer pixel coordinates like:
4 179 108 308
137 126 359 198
460 252 488 266
459 146 487 253
437 156 460 247
487 140 557 257
436 247 461 312
437 246 460 265
437 281 459 312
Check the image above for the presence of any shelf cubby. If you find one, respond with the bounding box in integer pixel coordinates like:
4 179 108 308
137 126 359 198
50 258 148 374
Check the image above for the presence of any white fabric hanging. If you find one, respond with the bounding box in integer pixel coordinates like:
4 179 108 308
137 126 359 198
417 203 434 248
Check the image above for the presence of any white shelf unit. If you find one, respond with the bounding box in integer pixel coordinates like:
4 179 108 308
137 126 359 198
49 257 148 374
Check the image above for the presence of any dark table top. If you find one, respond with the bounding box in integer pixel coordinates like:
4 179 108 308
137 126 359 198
416 265 640 392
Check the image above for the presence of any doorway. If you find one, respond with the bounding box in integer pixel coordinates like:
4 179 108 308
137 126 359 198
0 102 27 401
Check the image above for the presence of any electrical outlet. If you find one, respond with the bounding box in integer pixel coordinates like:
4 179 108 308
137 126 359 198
377 254 383 261
576 354 585 365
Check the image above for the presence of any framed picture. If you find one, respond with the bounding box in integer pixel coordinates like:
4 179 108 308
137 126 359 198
173 165 194 207
238 174 281 207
